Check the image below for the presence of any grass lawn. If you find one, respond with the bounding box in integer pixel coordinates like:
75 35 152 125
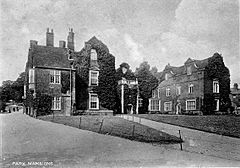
38 115 182 144
136 114 240 138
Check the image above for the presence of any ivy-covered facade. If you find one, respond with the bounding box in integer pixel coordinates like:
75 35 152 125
73 37 116 114
149 53 231 115
24 29 116 116
24 28 75 117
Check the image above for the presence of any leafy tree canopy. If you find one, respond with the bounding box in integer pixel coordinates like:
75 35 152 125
135 61 158 99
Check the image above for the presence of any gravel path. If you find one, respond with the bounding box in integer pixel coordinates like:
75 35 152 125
119 115 240 162
1 112 239 167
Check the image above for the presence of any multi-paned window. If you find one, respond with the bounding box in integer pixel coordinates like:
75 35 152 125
186 99 196 110
89 70 99 86
166 88 170 96
150 99 160 111
89 94 99 109
213 80 219 93
90 49 97 60
188 84 193 93
187 66 192 75
152 90 157 98
164 101 172 111
52 97 61 110
50 70 61 84
176 86 181 95
29 69 35 83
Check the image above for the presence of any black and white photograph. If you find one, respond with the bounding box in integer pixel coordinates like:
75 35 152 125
0 0 239 167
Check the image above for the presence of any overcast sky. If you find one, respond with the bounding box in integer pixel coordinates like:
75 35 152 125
0 0 239 85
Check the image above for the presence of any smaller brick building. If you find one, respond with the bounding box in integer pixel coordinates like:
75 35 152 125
24 28 76 116
149 53 231 115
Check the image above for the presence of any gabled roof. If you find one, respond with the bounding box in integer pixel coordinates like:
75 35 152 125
161 56 210 77
30 45 71 69
86 36 109 53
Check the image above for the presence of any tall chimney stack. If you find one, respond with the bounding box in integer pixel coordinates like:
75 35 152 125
46 28 54 46
67 28 74 50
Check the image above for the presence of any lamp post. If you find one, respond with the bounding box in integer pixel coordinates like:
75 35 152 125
136 78 139 114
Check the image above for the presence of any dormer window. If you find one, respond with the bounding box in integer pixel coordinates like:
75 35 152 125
90 49 97 60
165 73 169 80
188 84 194 93
187 66 192 75
166 88 170 96
152 90 157 98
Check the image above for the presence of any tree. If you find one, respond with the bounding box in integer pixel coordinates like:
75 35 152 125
0 72 25 104
116 63 137 114
135 61 159 113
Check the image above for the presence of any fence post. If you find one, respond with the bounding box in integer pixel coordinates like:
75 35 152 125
132 124 135 138
179 130 183 151
79 117 82 129
52 111 54 121
99 119 104 133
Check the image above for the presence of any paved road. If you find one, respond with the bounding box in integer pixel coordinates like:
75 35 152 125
119 115 240 162
1 112 240 167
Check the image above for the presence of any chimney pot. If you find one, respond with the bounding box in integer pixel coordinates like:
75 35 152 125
46 28 54 46
59 41 66 48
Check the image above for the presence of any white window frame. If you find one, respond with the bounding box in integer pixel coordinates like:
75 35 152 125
164 101 172 112
50 70 61 84
166 88 170 97
29 69 35 83
90 49 97 60
89 93 99 110
187 66 192 75
51 97 61 110
150 99 161 111
89 70 99 86
213 81 219 93
186 99 196 110
176 86 181 95
214 99 219 111
188 84 193 93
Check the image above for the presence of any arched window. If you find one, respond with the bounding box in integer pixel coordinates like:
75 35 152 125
188 84 194 93
90 49 97 60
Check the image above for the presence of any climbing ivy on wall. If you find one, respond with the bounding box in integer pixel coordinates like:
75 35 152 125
204 53 231 113
74 37 116 111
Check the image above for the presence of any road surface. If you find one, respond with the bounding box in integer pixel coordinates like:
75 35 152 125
1 112 239 167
